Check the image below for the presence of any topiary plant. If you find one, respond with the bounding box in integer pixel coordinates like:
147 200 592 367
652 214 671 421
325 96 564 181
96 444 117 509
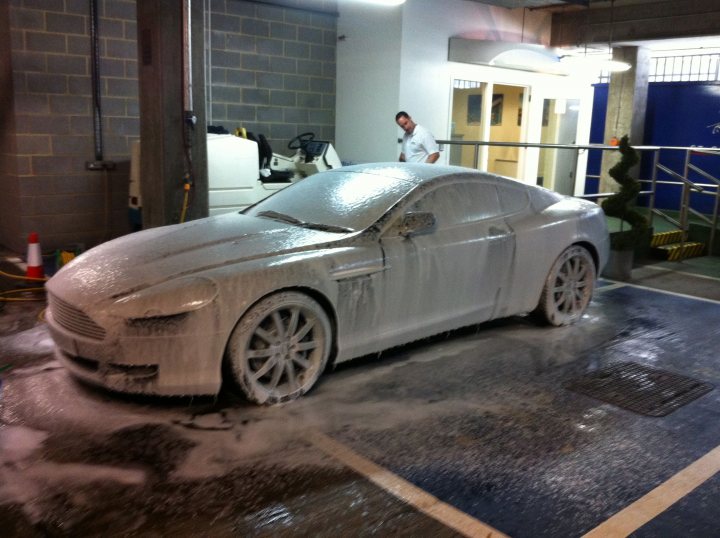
601 135 649 250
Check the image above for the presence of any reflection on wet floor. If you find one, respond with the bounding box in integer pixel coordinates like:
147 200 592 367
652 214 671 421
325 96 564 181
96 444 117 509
1 260 720 536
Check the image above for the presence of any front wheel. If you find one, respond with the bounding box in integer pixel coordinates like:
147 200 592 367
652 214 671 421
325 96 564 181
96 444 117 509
537 245 596 326
225 292 331 405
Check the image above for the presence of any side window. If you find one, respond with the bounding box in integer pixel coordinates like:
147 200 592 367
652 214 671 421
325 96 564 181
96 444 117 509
410 182 501 228
497 183 529 214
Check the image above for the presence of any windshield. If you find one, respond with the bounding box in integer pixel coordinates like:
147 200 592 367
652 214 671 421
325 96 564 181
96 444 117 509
245 168 415 231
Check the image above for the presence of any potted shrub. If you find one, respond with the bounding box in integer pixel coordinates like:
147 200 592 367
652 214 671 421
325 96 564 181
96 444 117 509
600 135 649 280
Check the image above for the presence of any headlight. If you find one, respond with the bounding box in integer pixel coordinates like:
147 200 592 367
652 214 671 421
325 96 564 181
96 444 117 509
112 276 218 319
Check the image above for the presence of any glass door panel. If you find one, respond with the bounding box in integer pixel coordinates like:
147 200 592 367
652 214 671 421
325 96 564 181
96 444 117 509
450 80 487 168
487 84 526 179
539 98 580 194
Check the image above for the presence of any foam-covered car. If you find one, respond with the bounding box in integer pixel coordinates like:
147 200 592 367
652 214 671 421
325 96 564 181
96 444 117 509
46 163 609 404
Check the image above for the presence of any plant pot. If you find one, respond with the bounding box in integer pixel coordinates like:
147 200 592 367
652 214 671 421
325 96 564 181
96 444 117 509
602 249 634 281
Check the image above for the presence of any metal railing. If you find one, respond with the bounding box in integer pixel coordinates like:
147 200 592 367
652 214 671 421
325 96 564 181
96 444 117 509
678 147 720 253
434 139 720 256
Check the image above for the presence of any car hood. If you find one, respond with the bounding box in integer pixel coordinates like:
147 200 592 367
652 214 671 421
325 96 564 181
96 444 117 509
47 212 352 303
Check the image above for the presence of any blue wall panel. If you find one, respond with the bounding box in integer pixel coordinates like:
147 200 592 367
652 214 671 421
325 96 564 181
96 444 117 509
585 84 609 195
588 82 720 214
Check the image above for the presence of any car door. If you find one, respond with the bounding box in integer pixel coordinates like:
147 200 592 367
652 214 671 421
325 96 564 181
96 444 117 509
374 179 515 348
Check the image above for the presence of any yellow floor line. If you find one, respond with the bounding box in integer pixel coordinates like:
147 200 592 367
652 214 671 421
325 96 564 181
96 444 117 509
582 444 720 537
308 430 509 538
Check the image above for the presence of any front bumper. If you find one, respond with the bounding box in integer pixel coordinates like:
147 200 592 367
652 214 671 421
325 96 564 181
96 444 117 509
46 308 225 396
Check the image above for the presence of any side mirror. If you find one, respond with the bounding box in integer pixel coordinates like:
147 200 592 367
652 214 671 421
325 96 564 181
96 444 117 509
399 211 436 237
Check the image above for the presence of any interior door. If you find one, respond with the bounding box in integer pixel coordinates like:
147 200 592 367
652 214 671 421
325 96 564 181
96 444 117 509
450 80 488 168
539 98 581 194
450 80 528 178
487 84 527 179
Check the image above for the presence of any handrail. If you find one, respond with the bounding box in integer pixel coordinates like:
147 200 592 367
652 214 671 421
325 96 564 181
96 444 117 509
656 163 703 190
687 163 720 186
682 149 719 254
426 138 720 257
435 139 624 151
582 190 654 200
651 208 682 228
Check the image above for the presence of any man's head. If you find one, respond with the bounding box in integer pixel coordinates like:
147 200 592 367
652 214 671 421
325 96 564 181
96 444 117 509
395 111 416 134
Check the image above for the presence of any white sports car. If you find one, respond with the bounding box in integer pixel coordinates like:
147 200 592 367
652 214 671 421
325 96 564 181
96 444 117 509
46 163 609 404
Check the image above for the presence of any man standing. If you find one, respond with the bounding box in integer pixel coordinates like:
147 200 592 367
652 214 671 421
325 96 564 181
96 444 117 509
396 111 440 163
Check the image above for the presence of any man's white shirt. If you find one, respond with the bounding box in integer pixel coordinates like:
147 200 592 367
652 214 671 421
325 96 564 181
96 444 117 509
402 124 439 162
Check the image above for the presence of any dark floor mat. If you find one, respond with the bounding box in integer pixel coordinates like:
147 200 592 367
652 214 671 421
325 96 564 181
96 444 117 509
564 361 714 416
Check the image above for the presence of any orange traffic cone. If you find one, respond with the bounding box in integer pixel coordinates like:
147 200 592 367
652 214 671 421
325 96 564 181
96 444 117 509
26 232 45 280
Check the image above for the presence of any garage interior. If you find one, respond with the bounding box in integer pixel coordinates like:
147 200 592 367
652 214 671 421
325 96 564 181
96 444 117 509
2 0 720 536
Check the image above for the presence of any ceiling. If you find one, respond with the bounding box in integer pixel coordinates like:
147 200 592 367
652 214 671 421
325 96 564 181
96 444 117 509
464 0 588 7
469 0 720 52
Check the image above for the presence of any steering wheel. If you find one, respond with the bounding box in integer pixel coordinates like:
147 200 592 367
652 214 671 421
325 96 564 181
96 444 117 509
288 132 315 150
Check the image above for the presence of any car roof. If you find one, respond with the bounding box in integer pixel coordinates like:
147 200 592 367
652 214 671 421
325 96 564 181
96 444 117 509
333 162 489 186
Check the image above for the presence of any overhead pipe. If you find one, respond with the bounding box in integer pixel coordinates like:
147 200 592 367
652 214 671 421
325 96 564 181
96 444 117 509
180 0 196 222
87 0 114 170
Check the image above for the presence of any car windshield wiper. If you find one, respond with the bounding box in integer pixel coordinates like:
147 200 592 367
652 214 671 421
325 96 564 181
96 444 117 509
297 222 354 233
257 211 352 233
256 210 303 226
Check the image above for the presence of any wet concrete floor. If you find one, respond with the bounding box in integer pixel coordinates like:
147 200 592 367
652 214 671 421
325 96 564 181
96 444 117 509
2 260 720 537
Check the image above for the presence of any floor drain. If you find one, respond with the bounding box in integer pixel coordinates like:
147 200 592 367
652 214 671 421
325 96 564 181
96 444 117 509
564 362 713 417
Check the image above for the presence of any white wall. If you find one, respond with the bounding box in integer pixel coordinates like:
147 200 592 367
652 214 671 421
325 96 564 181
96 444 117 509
336 0 598 178
335 2 403 163
398 0 550 148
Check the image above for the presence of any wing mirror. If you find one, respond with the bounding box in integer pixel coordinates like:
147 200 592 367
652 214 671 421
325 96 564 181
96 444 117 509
399 211 436 237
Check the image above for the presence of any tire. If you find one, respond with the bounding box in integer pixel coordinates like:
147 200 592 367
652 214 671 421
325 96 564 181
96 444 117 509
537 245 596 326
225 292 331 405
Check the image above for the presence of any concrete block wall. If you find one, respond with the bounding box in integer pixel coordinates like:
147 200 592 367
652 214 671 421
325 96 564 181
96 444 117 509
2 0 138 254
0 0 338 254
207 0 337 151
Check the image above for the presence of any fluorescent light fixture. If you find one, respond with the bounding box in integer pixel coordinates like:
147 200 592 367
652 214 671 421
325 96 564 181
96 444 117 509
603 59 632 72
490 49 565 74
449 39 566 74
560 55 631 74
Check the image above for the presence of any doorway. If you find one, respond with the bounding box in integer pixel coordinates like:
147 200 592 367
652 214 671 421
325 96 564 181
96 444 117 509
450 80 487 168
538 98 580 194
450 80 527 179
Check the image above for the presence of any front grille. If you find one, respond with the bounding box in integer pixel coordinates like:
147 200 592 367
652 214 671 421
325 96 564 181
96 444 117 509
48 293 107 340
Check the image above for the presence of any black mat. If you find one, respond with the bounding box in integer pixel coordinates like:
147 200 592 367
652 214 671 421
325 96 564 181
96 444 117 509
565 361 714 416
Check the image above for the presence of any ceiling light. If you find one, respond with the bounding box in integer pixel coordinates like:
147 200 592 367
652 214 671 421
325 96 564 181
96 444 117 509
561 0 631 76
602 0 631 73
449 39 566 74
603 60 632 72
560 55 631 74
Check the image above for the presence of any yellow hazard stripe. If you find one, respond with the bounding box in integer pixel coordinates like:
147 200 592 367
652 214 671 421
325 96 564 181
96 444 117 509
650 231 684 247
664 242 705 261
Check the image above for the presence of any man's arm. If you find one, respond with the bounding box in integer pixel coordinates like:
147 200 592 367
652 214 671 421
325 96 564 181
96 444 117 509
420 127 440 164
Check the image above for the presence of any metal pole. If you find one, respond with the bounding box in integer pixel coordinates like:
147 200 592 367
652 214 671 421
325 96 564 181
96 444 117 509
183 0 193 111
649 148 659 228
680 148 692 242
90 0 102 162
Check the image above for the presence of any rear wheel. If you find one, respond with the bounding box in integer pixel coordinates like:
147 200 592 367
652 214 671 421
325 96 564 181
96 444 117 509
537 245 596 326
225 292 331 405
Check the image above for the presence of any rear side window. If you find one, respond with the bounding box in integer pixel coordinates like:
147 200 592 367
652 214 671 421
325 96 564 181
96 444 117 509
497 183 529 214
